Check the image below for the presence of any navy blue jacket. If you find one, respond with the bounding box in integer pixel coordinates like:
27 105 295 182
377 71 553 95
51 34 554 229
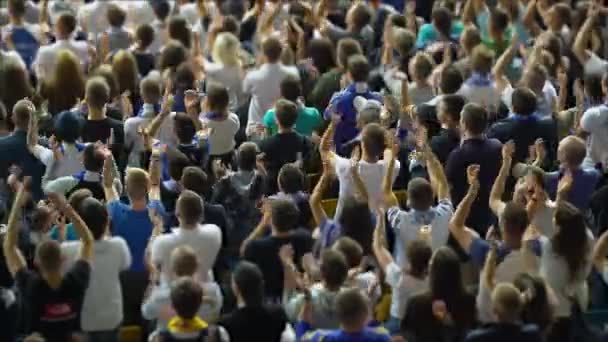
0 131 45 200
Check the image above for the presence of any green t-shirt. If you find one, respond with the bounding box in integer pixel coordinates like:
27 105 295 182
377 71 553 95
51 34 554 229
263 105 322 137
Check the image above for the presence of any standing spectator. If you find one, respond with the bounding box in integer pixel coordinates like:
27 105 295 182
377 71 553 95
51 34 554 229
77 0 110 40
2 0 39 70
99 4 132 56
579 74 608 172
431 94 465 165
38 49 86 117
201 84 241 166
132 23 156 77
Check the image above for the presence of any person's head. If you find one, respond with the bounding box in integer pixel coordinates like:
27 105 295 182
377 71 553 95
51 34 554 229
152 0 171 22
181 166 210 198
513 273 554 330
213 32 241 67
360 123 386 160
278 164 305 194
85 77 110 110
553 201 589 280
407 177 433 211
78 197 109 240
158 41 189 72
308 38 336 74
112 50 139 96
236 142 258 171
460 26 482 55
170 277 203 319
406 239 432 278
536 31 562 76
206 83 230 113
177 190 204 227
335 288 370 330
547 3 571 31
50 50 86 107
8 0 25 19
439 66 464 95
0 58 33 114
280 76 302 103
30 204 54 234
431 7 452 38
511 87 537 116
557 135 586 169
471 45 495 75
488 8 510 38
232 261 264 307
171 245 198 278
491 283 523 322
460 103 487 137
347 54 370 83
584 74 604 104
346 2 372 31
92 64 119 101
135 23 155 50
320 249 349 290
54 111 81 144
219 15 240 36
125 167 150 200
500 201 529 247
429 247 465 301
140 75 162 105
338 196 374 254
408 52 434 83
262 36 283 64
332 237 364 269
173 112 196 144
274 99 298 130
168 15 191 49
270 198 299 233
82 143 105 173
11 99 33 131
354 97 382 128
55 12 78 38
106 3 126 28
437 94 465 127
68 188 93 213
173 62 196 93
35 240 63 275
167 148 191 181
394 28 416 65
336 38 363 70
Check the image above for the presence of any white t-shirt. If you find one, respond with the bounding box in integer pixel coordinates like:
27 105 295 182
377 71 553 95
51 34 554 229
62 237 132 331
77 0 111 39
0 50 26 69
201 113 240 156
334 155 400 220
387 199 453 266
204 61 246 110
501 81 557 117
584 51 608 76
33 39 89 80
385 262 427 319
243 63 299 135
150 224 222 284
459 82 502 113
124 108 155 167
581 104 608 171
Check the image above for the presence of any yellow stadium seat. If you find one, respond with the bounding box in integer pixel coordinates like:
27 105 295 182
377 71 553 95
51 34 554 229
119 326 142 342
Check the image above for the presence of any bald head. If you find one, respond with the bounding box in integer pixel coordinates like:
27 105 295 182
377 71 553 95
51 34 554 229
558 136 586 168
12 99 34 130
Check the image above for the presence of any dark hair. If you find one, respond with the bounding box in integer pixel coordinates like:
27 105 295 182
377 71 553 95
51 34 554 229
407 178 434 211
333 237 364 268
553 201 590 281
489 8 510 32
512 87 537 116
335 288 369 327
68 188 93 213
501 201 529 237
440 94 465 121
337 38 363 69
54 111 82 144
136 24 155 49
471 45 495 74
167 147 192 181
275 99 298 129
407 239 432 278
439 66 464 94
280 76 302 102
36 240 62 272
173 112 196 144
513 273 554 331
584 74 604 104
233 261 265 306
320 249 349 290
78 197 108 240
173 62 196 93
262 37 283 63
347 55 370 83
461 103 487 135
152 0 171 21
83 144 104 173
338 196 374 255
107 4 126 27
170 277 203 319
177 190 204 226
361 123 386 159
278 164 305 194
57 12 77 34
30 205 52 233
308 38 336 74
158 41 189 72
8 0 26 17
432 7 452 39
271 198 299 233
237 142 258 171
429 247 467 313
181 166 210 198
0 59 33 116
85 77 110 109
350 3 372 30
221 15 240 36
168 15 191 49
207 83 230 112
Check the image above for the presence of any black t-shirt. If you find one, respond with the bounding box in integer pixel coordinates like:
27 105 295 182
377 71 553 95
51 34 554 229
243 230 313 301
258 132 312 194
80 117 124 145
133 51 156 77
16 260 91 340
220 305 288 342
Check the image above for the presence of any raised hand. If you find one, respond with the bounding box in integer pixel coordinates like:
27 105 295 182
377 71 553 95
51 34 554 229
466 164 480 187
534 138 546 163
502 140 515 161
121 91 134 118
278 244 294 266
557 170 573 199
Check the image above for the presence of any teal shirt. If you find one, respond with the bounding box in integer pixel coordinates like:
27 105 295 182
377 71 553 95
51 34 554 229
49 222 78 241
263 105 322 136
416 21 464 49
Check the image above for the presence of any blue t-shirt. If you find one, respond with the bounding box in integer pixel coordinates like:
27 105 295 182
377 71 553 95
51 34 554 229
545 168 600 211
469 237 542 268
108 200 165 272
297 321 390 342
49 223 78 242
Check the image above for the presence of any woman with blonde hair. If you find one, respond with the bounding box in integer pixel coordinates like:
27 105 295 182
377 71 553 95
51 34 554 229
38 49 85 116
112 50 141 116
0 58 33 120
203 32 245 111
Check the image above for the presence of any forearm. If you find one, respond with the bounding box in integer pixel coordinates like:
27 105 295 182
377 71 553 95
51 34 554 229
373 244 393 271
490 160 510 206
147 112 169 138
492 46 515 79
593 231 608 270
426 157 449 199
310 176 328 225
451 186 478 231
64 205 93 246
574 20 593 62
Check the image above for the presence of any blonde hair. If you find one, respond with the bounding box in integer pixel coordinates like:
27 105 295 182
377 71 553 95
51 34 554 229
45 49 85 112
212 32 241 67
492 283 523 321
112 49 139 95
126 167 150 199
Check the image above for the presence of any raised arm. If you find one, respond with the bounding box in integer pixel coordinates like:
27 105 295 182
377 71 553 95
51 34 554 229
593 229 608 272
482 241 498 290
146 84 174 138
382 133 399 208
573 6 599 66
490 141 514 216
372 208 393 272
310 159 331 226
555 170 573 204
2 179 29 277
425 146 449 201
319 115 338 163
102 152 119 203
48 192 94 263
449 165 480 252
148 150 161 201
350 148 369 203
492 33 518 93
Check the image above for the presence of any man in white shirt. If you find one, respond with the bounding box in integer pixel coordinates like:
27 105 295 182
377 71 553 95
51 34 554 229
580 74 608 172
33 12 89 79
151 190 222 284
243 36 299 140
77 0 111 40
